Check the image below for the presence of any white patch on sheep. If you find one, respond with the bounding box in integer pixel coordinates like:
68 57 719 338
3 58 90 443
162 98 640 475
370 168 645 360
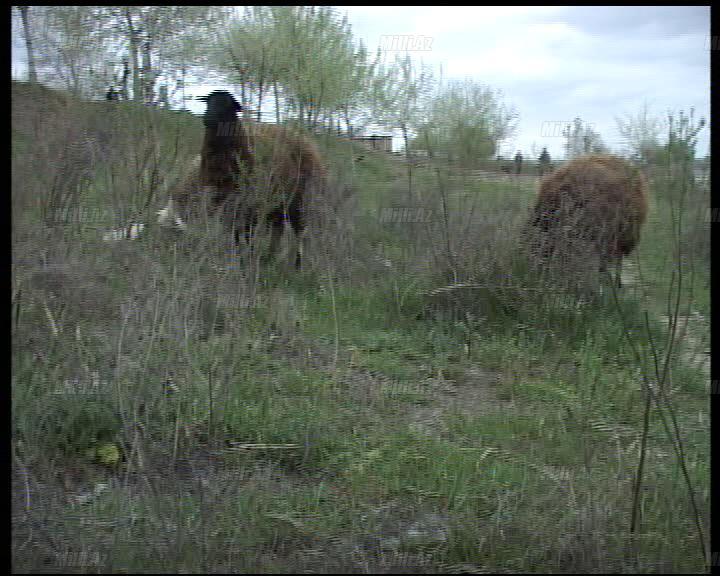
101 155 201 242
157 198 187 230
102 222 145 241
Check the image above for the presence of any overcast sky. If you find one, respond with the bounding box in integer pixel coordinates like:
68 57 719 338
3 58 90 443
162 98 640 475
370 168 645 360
338 5 710 158
12 6 709 158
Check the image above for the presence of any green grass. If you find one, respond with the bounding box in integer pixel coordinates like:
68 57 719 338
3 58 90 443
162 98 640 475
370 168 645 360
12 81 708 573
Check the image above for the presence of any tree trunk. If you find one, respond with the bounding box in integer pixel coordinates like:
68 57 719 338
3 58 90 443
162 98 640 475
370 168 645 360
402 123 413 202
176 63 185 107
312 78 325 129
130 42 140 102
124 8 141 102
239 77 251 120
120 58 130 100
239 78 246 113
256 51 266 123
142 39 154 104
344 105 353 138
68 59 79 94
257 79 264 123
18 6 37 83
273 80 280 124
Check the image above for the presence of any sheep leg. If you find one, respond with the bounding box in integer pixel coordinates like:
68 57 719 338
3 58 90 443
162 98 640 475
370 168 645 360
289 205 305 270
598 254 607 273
241 209 259 261
599 255 623 288
266 218 284 264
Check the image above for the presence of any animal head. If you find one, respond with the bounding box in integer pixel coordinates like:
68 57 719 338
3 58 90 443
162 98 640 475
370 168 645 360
198 91 242 129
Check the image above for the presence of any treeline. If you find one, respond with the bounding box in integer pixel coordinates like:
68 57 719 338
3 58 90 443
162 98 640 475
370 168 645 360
13 6 706 169
13 6 519 165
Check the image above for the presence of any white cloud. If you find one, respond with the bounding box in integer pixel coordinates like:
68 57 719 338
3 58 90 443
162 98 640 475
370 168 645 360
341 5 709 158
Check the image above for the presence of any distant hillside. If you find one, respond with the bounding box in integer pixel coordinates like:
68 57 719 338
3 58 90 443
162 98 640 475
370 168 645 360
12 80 203 226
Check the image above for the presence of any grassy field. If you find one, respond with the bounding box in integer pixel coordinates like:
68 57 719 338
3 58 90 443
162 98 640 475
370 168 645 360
12 81 709 573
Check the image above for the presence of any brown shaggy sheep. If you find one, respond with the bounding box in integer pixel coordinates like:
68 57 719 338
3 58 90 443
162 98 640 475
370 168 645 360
243 121 326 268
527 154 648 286
158 90 325 268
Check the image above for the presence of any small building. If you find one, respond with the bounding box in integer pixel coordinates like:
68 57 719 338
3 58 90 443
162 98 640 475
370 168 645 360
351 134 393 153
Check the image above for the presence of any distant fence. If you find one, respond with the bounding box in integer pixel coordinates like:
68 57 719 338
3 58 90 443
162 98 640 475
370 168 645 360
391 154 551 177
193 103 711 183
350 135 393 152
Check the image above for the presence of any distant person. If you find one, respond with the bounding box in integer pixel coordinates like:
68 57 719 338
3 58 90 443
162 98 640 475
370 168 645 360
106 86 119 101
158 84 169 109
514 151 523 175
538 147 551 176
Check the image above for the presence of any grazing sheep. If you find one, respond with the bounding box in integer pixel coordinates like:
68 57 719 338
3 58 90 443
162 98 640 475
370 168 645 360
527 154 648 286
158 90 325 269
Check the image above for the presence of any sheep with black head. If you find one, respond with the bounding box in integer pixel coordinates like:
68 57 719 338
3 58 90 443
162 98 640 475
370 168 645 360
158 90 325 269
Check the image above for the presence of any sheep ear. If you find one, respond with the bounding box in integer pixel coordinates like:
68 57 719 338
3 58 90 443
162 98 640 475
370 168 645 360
234 101 242 112
197 95 208 102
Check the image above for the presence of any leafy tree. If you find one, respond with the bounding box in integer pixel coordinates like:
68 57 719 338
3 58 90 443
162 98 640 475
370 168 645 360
413 78 517 168
562 117 607 159
23 6 112 96
14 6 226 103
373 54 434 152
664 108 706 164
632 108 706 175
370 53 434 198
615 102 665 165
216 6 374 129
109 6 225 103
